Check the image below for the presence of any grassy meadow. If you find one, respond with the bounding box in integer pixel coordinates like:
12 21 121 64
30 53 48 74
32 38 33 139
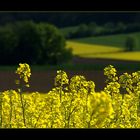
66 32 140 61
66 41 122 55
67 41 140 61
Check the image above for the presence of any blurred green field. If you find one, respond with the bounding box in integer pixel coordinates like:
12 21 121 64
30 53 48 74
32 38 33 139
66 41 122 55
72 32 140 51
1 32 140 72
57 29 140 63
80 51 140 61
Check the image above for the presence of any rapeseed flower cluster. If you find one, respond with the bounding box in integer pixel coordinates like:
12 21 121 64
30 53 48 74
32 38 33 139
15 63 31 87
0 63 140 128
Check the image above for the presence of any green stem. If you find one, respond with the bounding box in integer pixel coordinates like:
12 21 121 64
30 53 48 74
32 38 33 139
0 92 2 128
60 86 62 103
67 106 76 128
18 82 26 128
34 111 42 128
88 110 94 128
9 91 13 128
50 100 54 128
20 93 26 127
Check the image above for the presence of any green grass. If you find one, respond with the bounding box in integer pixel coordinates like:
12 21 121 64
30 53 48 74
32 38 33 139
73 32 140 51
1 63 140 72
0 64 107 72
0 66 17 71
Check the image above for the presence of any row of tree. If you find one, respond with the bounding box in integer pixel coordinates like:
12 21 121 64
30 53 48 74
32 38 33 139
64 22 140 39
0 21 72 65
0 13 139 28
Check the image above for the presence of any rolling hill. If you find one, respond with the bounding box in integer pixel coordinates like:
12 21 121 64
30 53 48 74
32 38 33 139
66 40 140 61
72 32 140 51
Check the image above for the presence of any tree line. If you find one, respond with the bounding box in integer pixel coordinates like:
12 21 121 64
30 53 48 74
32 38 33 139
0 21 72 65
0 12 139 28
64 22 140 39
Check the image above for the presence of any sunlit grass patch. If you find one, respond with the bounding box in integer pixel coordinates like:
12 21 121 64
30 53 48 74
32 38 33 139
80 51 140 61
67 41 140 61
67 41 122 55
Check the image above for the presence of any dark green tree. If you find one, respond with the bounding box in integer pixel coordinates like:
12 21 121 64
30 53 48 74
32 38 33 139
13 21 42 64
0 24 18 65
0 21 73 65
75 24 88 38
116 22 126 33
125 36 136 52
103 22 115 35
37 23 72 65
87 22 98 36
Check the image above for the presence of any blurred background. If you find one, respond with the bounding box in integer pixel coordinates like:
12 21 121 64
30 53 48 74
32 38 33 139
0 12 140 92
